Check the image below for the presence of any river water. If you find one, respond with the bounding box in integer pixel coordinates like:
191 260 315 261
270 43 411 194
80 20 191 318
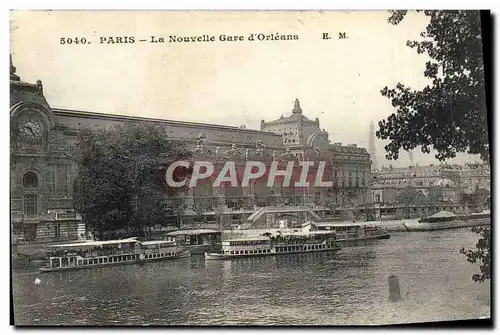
12 228 490 326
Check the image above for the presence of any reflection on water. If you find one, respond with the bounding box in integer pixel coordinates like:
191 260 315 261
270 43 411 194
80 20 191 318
12 228 490 325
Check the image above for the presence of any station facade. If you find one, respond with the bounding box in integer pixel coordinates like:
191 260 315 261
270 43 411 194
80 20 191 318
10 58 371 243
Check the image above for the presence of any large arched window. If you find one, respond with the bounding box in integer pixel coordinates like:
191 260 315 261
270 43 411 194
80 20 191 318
23 171 38 188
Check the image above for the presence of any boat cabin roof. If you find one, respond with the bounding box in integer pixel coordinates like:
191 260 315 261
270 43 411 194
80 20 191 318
50 237 139 248
167 229 220 236
470 210 490 216
224 236 271 242
308 231 339 235
303 221 374 228
279 231 316 237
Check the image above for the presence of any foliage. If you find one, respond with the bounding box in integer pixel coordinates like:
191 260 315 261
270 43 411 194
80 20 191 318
381 11 490 282
426 186 444 203
458 188 490 208
73 122 192 238
396 186 428 206
396 186 429 218
458 192 476 206
473 187 490 203
460 226 491 283
377 10 489 161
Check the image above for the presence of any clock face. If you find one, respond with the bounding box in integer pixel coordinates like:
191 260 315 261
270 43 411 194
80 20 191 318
18 117 43 143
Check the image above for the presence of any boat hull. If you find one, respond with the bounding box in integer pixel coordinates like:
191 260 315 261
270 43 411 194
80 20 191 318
137 250 191 263
403 219 490 232
39 257 139 273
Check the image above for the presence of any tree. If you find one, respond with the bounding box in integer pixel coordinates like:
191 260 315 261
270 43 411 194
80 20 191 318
458 192 475 207
379 10 490 282
377 11 489 162
460 226 490 283
473 188 490 206
396 186 427 218
396 186 427 205
73 122 192 238
427 186 444 204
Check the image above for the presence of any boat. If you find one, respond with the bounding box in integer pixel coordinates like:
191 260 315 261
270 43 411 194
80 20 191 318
458 210 491 226
38 237 190 273
301 221 391 243
204 231 341 260
402 210 490 232
137 240 191 263
165 229 222 255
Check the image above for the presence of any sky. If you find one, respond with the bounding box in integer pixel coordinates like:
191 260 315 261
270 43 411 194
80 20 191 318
10 10 483 168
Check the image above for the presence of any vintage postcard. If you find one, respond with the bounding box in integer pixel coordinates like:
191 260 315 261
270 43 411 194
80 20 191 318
10 10 491 326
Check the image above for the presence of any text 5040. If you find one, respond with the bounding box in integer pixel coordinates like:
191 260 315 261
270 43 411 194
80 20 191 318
60 37 89 45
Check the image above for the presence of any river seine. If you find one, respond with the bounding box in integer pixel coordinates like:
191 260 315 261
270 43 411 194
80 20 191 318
12 228 490 326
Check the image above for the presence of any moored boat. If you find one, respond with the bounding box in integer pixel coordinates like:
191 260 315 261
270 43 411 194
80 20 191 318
137 240 191 263
165 229 222 255
39 237 190 273
301 221 391 242
458 210 491 227
205 232 341 260
403 210 490 232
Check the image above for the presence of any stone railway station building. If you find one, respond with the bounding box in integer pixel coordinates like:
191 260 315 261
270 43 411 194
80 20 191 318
10 59 371 243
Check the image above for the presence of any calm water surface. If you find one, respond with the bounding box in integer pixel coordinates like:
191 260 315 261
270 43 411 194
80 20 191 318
12 228 490 325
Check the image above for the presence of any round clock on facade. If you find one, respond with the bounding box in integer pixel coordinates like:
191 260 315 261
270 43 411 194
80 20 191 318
18 117 43 143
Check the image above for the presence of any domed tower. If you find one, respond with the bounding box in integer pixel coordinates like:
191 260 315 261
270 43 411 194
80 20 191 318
292 98 302 115
10 55 51 109
10 55 60 242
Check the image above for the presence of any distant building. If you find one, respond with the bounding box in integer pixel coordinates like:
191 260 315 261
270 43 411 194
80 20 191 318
442 162 491 194
374 165 443 187
371 163 490 207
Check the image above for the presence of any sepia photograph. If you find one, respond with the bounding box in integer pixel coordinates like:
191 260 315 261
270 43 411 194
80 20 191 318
9 9 491 326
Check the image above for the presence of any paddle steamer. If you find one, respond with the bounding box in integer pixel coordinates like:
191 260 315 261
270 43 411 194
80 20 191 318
205 231 341 260
39 237 190 273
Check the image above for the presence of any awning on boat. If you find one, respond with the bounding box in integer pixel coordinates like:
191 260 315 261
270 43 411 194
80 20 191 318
50 237 139 248
166 229 220 236
429 211 456 219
